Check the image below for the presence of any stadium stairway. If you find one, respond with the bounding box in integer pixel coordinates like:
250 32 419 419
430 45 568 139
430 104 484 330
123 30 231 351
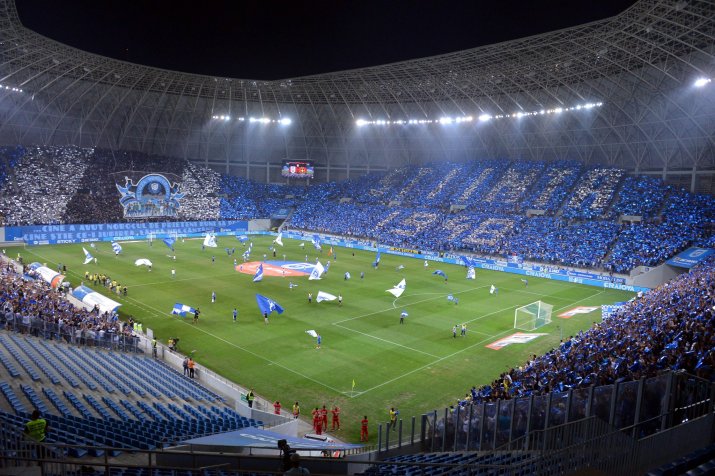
358 451 539 476
0 331 263 456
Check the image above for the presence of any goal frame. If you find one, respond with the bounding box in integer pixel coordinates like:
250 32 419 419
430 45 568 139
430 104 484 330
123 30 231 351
514 300 553 331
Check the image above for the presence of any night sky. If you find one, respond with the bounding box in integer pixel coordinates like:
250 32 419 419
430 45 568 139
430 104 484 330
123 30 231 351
16 0 636 80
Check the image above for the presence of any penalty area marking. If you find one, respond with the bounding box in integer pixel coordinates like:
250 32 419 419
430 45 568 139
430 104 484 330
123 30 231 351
390 284 491 309
352 287 606 398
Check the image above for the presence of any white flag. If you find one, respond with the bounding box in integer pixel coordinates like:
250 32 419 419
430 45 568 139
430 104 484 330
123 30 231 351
316 291 337 302
82 247 94 265
466 267 475 280
305 329 318 338
274 233 284 247
309 261 325 280
203 233 218 248
386 278 406 298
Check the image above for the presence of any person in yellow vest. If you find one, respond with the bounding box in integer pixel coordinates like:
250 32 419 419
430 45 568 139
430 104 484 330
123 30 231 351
151 337 157 357
246 389 255 408
24 410 48 442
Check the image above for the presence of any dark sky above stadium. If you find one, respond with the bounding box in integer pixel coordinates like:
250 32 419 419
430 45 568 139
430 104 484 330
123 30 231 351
16 0 636 80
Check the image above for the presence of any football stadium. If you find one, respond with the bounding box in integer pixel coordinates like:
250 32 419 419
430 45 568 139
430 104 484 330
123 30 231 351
0 0 714 474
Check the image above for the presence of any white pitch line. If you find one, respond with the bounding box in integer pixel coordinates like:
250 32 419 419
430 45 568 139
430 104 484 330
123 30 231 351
122 297 348 395
352 288 606 397
334 284 491 325
125 271 238 288
333 323 441 359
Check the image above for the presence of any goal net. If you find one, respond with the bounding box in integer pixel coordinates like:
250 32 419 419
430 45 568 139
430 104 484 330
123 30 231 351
514 301 553 331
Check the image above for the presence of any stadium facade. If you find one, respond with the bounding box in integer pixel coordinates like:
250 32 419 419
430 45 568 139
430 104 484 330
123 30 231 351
0 0 714 191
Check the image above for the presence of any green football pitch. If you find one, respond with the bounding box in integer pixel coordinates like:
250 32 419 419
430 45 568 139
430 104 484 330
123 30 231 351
19 236 635 442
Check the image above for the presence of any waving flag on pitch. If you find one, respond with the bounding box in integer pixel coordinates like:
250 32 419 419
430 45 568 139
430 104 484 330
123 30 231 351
299 242 305 248
460 255 475 267
311 235 322 251
255 294 284 315
203 233 218 248
401 310 409 318
237 235 249 243
467 267 475 279
433 270 448 279
305 329 318 338
171 303 196 317
163 237 175 251
309 261 325 280
386 278 406 298
82 247 94 265
111 241 122 255
273 233 284 247
316 291 337 303
325 260 331 272
373 250 381 268
253 263 264 282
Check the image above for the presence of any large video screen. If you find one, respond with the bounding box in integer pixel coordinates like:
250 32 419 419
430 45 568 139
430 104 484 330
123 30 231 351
281 160 314 179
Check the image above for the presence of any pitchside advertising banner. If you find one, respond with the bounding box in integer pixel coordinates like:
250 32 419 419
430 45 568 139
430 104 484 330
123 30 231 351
279 231 651 293
6 220 248 245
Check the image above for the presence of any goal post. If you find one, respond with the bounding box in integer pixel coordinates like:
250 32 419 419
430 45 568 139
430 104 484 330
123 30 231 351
514 301 553 331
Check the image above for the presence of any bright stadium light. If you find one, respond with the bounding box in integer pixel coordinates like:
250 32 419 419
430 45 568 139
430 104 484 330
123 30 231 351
694 77 711 87
279 118 292 125
352 102 601 127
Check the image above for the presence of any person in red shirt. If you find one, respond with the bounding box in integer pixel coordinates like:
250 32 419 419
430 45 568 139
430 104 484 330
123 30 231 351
311 407 320 432
273 401 281 415
360 415 369 441
314 413 323 435
320 405 328 430
331 406 341 430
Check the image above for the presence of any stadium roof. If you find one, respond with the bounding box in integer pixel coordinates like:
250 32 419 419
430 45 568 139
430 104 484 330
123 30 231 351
0 0 714 178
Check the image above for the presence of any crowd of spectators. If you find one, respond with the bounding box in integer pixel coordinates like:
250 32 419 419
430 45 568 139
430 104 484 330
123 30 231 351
611 175 668 218
0 145 711 274
0 146 92 225
0 260 136 347
178 162 221 221
521 161 582 213
561 168 625 219
467 256 715 404
478 162 544 213
604 222 698 273
507 217 620 268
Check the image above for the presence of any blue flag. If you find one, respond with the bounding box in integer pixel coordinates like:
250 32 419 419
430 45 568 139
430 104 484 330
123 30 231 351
171 302 196 317
111 241 122 254
460 255 474 267
163 237 175 251
373 250 381 268
433 270 448 279
253 263 264 282
237 235 249 243
256 294 284 315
